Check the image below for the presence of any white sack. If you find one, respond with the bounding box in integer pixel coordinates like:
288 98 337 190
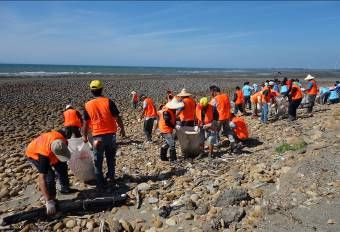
176 126 201 157
68 138 96 182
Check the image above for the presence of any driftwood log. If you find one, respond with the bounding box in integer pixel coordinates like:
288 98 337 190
2 195 127 226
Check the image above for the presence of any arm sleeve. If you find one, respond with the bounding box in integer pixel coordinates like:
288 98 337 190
163 112 175 129
83 108 90 121
143 100 147 109
306 82 313 90
37 154 50 174
109 100 120 117
233 93 237 102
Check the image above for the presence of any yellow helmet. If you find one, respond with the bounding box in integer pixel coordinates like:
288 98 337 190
199 97 209 107
90 80 103 90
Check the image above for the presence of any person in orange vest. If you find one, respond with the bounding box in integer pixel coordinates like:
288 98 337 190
176 89 196 127
233 86 245 115
209 85 239 154
63 104 83 138
196 97 218 158
304 74 318 115
83 80 126 191
131 91 139 109
229 113 249 143
140 94 158 143
158 98 184 161
250 91 262 117
26 130 76 215
259 84 272 124
288 82 303 121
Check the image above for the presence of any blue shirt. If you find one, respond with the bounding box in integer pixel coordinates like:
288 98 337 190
280 85 289 93
273 84 279 92
242 85 252 97
306 81 313 90
329 89 339 100
319 87 330 95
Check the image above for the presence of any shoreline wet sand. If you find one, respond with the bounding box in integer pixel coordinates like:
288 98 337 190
0 74 339 231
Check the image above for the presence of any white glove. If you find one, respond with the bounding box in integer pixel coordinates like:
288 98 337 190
194 126 199 132
46 200 56 215
175 125 181 130
202 125 208 130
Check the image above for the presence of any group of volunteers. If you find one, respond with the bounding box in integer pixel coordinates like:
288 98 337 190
25 80 125 215
135 86 250 161
25 74 338 216
236 74 325 122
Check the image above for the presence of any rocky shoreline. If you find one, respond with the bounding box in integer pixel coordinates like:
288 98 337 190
0 75 339 232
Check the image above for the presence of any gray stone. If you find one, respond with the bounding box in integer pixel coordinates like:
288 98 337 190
215 189 250 207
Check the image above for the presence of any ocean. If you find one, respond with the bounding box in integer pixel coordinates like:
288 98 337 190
0 63 284 77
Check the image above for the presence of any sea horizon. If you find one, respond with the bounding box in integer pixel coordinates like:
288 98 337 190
0 63 339 77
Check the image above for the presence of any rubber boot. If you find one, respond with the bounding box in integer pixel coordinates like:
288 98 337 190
160 147 168 161
169 149 177 162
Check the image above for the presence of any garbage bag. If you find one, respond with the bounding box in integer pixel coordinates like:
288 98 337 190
176 126 201 158
68 138 95 182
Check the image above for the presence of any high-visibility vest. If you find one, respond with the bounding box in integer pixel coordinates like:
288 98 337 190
179 97 196 121
26 131 65 165
235 90 244 105
251 91 261 104
261 87 271 103
214 94 231 121
85 97 117 136
158 107 176 134
144 97 157 117
292 84 303 100
63 109 82 128
307 80 318 95
196 104 214 126
232 117 249 140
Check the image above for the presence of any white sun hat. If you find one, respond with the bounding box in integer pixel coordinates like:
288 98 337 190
177 88 192 97
65 104 72 110
131 91 137 94
165 97 184 109
305 74 315 80
51 139 71 162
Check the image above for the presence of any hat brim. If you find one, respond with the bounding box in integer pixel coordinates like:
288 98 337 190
177 93 192 97
55 150 71 162
166 101 184 109
304 77 314 80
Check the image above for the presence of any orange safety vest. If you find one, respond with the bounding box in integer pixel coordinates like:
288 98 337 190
85 97 117 136
158 107 176 134
292 84 303 100
307 79 318 95
63 109 82 128
144 97 157 117
26 131 65 165
261 87 271 103
235 90 244 105
251 91 261 104
196 104 214 126
179 97 196 122
214 94 231 121
232 117 249 140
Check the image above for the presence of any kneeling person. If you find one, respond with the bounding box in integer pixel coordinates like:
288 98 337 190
26 130 75 215
229 113 249 143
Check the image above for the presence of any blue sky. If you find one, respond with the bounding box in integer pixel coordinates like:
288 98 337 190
0 1 340 68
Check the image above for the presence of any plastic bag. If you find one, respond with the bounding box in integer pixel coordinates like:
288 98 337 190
68 138 96 182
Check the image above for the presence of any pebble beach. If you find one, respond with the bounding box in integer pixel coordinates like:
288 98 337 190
0 73 339 232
